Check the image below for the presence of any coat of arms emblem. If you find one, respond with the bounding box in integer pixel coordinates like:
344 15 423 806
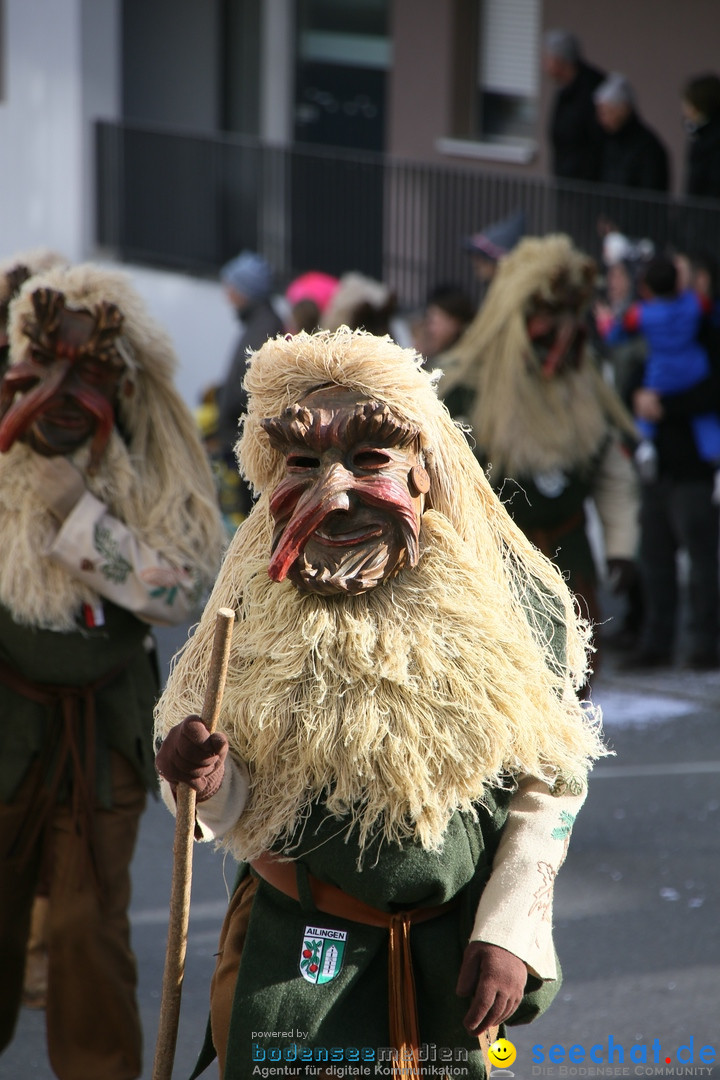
299 925 347 984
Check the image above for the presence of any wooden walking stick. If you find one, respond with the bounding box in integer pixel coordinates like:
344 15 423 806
152 606 236 1080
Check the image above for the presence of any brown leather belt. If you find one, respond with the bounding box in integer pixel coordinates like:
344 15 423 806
250 851 460 1080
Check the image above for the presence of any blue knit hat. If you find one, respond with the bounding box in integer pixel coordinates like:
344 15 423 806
463 210 526 261
220 250 274 301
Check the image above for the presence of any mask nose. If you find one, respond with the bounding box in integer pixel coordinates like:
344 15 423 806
310 461 353 511
267 461 358 582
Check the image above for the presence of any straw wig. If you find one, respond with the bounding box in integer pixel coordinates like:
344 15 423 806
157 329 605 861
0 263 225 629
441 234 638 478
0 248 68 311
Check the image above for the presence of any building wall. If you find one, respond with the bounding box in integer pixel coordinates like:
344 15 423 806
121 0 220 131
0 0 234 408
545 0 720 194
389 0 720 193
0 0 82 259
81 0 121 257
387 0 455 160
0 0 120 260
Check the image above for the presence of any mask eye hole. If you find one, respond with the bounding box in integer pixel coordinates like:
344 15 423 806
78 359 117 388
287 453 320 470
353 449 391 470
29 348 54 366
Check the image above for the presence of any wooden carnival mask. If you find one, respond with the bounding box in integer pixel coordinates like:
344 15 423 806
0 287 126 469
261 384 430 595
525 259 596 378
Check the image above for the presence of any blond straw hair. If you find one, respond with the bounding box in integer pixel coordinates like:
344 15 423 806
0 263 225 629
0 249 68 308
441 234 638 478
156 329 605 861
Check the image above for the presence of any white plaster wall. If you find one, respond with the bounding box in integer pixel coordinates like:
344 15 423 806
0 0 120 262
0 0 239 408
114 264 240 410
0 0 85 259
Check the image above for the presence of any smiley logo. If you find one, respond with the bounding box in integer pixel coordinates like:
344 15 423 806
488 1038 517 1068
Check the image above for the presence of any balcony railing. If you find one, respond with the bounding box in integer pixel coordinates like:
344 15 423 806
95 120 720 309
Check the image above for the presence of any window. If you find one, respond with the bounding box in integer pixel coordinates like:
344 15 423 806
450 0 540 152
477 0 539 142
294 0 390 151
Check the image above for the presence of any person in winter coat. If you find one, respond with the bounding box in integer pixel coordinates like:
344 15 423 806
682 73 720 199
216 251 284 522
594 74 670 193
543 29 606 183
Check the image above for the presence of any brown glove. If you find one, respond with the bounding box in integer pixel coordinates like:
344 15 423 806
456 941 528 1036
155 716 228 803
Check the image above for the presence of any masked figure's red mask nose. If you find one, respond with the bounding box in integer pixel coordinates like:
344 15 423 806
261 388 427 595
527 312 588 377
0 287 125 469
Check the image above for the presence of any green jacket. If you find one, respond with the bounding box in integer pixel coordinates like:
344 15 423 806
0 600 159 808
196 791 560 1080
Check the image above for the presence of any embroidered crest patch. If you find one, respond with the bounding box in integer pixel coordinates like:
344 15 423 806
299 925 347 984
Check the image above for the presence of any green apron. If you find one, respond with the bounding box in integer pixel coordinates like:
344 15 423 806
198 790 560 1079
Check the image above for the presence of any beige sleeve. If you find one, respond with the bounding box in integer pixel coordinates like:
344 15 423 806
592 437 640 560
470 775 587 980
159 755 250 842
46 491 202 626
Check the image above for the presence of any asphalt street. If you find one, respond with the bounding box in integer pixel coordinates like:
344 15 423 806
3 616 719 1080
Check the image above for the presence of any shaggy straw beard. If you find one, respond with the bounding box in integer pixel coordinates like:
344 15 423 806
472 350 611 480
158 508 604 864
0 437 141 630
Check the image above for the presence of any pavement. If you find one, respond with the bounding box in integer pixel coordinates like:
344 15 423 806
510 652 720 1079
2 615 719 1079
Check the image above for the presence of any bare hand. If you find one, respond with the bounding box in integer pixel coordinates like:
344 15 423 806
456 941 527 1035
155 716 228 802
633 388 663 423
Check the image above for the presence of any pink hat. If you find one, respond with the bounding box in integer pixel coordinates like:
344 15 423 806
285 271 340 313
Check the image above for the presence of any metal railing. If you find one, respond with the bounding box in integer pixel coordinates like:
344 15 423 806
95 120 720 308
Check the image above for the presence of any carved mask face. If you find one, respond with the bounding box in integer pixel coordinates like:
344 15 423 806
0 288 126 468
525 263 595 378
261 385 429 595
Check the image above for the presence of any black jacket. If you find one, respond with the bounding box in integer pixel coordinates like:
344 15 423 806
217 298 284 454
550 61 606 181
600 112 670 193
686 115 720 199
